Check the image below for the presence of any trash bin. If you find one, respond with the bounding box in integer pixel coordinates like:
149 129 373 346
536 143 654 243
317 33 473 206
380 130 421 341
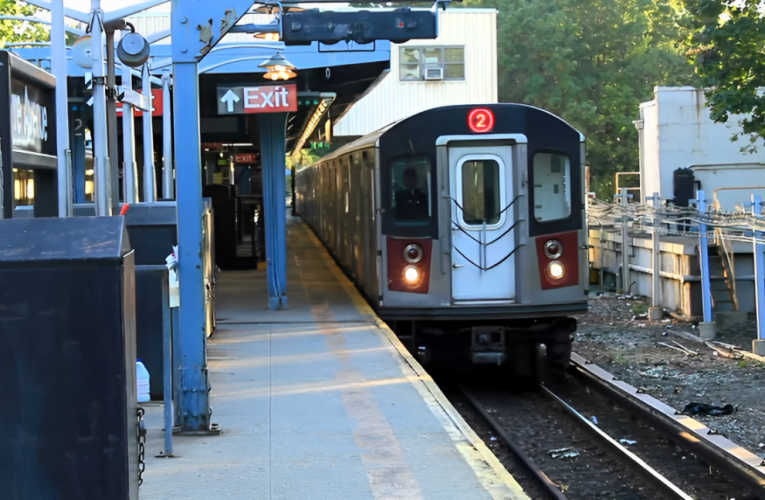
0 216 139 500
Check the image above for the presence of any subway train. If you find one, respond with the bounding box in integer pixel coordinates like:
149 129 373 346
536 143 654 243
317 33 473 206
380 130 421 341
295 103 587 376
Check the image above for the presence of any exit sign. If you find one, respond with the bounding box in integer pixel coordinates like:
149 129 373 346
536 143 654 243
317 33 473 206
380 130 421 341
217 84 298 115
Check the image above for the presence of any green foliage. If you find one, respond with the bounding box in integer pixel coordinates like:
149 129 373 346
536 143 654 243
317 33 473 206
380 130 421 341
631 303 648 315
463 0 696 199
682 0 765 153
0 1 50 48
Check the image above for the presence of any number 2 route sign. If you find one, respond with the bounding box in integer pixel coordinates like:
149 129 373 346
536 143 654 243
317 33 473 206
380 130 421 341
217 84 298 115
468 107 495 134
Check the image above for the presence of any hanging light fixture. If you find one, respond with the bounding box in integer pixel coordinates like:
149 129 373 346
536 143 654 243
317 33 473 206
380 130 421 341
259 51 297 81
254 32 281 41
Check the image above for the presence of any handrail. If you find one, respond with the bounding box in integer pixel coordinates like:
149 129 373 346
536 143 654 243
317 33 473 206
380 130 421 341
713 186 765 211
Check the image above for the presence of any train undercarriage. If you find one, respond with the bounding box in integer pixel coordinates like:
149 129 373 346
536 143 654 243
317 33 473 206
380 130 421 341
387 317 577 380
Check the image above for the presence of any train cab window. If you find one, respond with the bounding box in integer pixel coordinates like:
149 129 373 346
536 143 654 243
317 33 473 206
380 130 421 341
533 153 571 222
460 159 501 225
391 156 432 224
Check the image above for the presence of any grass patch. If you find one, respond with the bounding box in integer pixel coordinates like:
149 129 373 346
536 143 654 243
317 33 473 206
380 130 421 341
631 303 648 315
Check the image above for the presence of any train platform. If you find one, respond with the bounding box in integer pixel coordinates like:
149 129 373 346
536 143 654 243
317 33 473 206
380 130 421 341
139 217 527 500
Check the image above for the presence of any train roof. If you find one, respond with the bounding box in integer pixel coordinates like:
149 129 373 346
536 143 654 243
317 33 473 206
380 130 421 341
302 103 584 169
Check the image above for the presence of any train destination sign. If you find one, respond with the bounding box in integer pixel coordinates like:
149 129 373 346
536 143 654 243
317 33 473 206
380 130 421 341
217 84 298 115
0 50 58 218
468 107 495 134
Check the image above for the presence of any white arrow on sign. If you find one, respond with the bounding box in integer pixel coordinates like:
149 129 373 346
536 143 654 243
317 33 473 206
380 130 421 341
221 89 240 113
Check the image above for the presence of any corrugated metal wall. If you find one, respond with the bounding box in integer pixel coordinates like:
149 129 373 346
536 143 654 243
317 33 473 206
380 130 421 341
333 9 498 137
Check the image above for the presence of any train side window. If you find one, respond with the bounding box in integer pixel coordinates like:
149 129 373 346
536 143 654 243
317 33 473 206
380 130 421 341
391 156 432 225
460 159 501 226
533 153 571 222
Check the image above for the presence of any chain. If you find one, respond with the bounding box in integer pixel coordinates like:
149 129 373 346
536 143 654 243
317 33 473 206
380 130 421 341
137 407 146 486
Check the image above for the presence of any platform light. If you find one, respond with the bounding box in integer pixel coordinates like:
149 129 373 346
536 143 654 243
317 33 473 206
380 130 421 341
259 51 296 81
255 32 280 42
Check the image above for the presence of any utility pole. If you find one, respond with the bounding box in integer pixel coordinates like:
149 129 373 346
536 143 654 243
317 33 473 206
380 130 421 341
52 0 73 217
90 0 113 216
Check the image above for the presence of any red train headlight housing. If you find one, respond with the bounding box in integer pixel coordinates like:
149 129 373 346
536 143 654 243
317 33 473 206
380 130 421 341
544 239 563 259
404 244 423 263
547 261 565 281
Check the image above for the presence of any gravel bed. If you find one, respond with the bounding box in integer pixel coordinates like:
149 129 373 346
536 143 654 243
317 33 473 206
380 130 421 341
466 384 665 500
574 294 765 462
547 376 753 499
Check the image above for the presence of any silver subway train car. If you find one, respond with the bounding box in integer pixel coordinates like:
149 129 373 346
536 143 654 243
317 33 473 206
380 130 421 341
295 104 587 374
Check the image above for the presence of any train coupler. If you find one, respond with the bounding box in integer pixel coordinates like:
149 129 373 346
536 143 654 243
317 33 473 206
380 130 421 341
471 326 506 365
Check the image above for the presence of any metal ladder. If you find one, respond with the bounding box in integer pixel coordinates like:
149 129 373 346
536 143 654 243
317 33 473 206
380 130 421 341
712 229 739 312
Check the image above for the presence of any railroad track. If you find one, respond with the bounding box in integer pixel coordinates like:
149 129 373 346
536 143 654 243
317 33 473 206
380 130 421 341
456 353 765 499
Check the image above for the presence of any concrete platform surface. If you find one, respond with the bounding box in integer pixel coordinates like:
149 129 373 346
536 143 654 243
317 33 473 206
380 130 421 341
139 219 527 500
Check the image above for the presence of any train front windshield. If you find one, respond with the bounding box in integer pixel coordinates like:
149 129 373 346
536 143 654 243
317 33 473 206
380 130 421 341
391 156 432 225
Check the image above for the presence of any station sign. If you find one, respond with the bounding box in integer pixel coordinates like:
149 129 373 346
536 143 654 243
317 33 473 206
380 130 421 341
235 153 258 164
0 51 58 218
116 88 163 117
216 84 298 115
467 107 495 134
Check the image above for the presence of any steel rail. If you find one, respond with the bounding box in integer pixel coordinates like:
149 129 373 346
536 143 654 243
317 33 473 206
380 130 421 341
457 385 568 500
539 385 694 500
570 352 765 499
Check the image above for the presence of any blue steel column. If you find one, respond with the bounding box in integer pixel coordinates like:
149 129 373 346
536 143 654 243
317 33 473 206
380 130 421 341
172 61 210 432
259 112 288 309
752 195 765 342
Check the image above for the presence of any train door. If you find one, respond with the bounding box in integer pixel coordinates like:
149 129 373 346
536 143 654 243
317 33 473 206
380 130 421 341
449 145 516 302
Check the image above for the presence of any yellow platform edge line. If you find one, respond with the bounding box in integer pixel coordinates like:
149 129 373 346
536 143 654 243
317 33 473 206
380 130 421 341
300 222 530 500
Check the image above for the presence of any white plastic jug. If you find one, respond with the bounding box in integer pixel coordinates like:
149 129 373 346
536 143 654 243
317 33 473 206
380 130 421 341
136 359 150 403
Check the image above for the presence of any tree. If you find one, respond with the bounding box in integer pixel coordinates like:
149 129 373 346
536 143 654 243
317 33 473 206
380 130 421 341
464 0 696 199
683 0 765 153
0 1 49 48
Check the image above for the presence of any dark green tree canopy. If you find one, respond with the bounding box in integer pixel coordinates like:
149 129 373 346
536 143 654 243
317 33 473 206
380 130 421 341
464 0 696 199
683 0 765 152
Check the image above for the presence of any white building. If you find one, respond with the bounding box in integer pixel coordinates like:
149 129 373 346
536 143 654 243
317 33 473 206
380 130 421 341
637 87 765 211
333 8 498 138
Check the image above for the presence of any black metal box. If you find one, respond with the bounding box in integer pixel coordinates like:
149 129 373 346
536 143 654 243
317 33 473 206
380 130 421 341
0 217 138 500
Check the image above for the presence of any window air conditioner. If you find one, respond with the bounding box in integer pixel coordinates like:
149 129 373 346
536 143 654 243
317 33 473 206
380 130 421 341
424 68 444 81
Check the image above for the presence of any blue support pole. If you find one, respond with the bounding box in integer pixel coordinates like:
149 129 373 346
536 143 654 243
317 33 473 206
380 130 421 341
697 190 715 339
259 112 288 310
172 60 211 432
752 195 765 345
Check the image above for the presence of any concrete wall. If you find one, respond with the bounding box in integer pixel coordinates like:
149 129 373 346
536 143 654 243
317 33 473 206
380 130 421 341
638 87 765 211
589 226 758 320
333 9 498 137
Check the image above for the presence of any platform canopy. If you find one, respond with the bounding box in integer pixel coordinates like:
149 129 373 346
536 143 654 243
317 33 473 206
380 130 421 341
12 36 390 154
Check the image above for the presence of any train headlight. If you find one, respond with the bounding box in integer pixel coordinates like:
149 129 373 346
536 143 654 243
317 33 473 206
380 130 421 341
403 266 420 285
547 261 565 280
544 239 563 259
404 244 423 263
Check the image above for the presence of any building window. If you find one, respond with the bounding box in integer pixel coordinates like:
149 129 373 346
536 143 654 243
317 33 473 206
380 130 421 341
399 47 465 81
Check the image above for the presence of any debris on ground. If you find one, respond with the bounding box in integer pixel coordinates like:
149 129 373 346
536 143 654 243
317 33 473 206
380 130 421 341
548 447 580 459
619 439 638 446
683 402 737 416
